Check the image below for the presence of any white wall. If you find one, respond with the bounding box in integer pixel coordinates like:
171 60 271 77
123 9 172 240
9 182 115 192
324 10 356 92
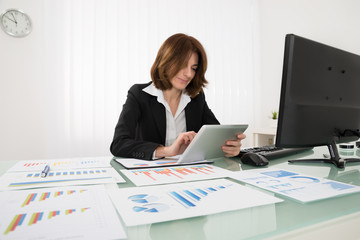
1 0 359 161
0 0 256 161
256 0 360 128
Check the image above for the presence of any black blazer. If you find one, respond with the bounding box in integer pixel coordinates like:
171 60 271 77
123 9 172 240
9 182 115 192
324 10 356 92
110 82 220 160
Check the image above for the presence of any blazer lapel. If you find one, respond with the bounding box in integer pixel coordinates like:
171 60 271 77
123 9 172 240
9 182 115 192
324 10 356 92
185 101 201 132
150 98 166 144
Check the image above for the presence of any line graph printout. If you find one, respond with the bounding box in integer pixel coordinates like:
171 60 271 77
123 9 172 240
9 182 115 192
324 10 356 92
107 179 282 226
0 185 126 240
7 157 112 172
0 168 125 190
231 168 360 203
120 164 231 186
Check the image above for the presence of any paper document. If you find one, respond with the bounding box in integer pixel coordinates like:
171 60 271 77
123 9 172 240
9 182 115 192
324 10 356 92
114 157 211 169
0 168 125 190
108 178 283 226
0 185 126 240
231 168 360 203
7 157 112 172
120 164 230 186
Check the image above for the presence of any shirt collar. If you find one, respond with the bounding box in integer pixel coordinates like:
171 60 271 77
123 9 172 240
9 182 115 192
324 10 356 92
143 83 191 117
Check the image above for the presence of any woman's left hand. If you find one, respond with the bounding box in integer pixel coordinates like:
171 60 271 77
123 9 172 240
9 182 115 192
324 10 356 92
221 133 246 157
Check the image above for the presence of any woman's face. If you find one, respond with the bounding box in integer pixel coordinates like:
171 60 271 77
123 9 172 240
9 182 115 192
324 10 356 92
170 52 198 91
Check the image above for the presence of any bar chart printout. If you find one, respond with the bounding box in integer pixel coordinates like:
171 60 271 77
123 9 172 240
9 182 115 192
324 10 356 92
7 157 112 172
120 164 231 186
0 167 125 190
0 185 126 240
108 179 282 226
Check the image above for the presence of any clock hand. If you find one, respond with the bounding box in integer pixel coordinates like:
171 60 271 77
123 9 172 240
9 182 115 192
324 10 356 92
5 15 16 24
11 12 18 24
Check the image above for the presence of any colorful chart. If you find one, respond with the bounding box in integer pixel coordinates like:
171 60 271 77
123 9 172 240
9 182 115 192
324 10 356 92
232 168 360 203
0 185 126 239
24 162 47 168
133 203 170 213
20 189 87 208
290 176 320 183
54 191 63 197
65 209 76 215
128 194 159 204
7 157 112 172
4 214 26 235
0 167 124 190
110 178 283 226
129 183 229 211
24 169 107 178
48 210 60 219
3 208 90 235
168 185 227 209
262 170 298 178
121 164 230 186
28 212 43 226
135 165 214 180
39 192 50 201
21 194 37 207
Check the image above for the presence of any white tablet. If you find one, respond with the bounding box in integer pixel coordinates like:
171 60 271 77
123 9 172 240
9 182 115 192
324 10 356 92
177 124 248 164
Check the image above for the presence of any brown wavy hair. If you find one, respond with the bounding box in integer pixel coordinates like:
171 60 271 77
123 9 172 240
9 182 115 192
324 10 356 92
150 33 208 98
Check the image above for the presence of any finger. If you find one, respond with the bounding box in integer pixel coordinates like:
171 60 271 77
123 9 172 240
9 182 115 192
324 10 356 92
186 135 191 144
182 135 190 144
222 145 240 157
225 140 242 147
184 131 196 143
222 145 239 154
237 133 246 140
187 131 196 139
183 134 193 145
187 133 195 142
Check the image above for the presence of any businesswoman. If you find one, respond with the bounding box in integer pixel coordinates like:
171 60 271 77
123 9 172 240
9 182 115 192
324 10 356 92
110 33 246 160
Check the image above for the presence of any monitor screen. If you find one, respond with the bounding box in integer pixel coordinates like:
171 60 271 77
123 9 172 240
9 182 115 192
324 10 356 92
275 34 360 168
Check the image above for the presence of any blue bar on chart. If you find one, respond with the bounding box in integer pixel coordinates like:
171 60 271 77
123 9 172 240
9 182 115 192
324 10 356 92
168 185 229 208
169 191 196 208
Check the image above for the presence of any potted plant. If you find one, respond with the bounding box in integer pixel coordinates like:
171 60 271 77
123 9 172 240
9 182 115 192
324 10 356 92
271 111 278 120
270 110 278 128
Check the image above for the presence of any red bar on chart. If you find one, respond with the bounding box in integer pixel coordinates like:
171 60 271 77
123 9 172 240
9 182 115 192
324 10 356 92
48 210 60 219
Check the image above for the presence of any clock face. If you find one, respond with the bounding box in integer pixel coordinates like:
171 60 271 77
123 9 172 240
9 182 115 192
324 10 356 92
1 9 32 37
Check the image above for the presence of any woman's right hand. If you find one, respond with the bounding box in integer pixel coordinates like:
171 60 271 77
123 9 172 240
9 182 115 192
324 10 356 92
155 131 196 158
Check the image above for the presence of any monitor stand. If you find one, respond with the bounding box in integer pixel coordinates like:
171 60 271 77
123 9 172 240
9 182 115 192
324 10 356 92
288 140 360 168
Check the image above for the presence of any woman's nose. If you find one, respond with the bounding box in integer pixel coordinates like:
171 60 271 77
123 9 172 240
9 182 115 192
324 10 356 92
183 67 192 78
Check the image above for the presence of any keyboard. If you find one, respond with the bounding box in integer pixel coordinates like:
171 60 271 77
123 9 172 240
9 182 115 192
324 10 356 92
240 145 312 160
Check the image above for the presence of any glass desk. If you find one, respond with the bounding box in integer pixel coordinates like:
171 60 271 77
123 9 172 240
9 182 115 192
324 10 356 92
1 146 360 239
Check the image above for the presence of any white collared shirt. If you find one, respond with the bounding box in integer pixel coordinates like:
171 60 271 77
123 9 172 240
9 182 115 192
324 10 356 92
143 83 191 146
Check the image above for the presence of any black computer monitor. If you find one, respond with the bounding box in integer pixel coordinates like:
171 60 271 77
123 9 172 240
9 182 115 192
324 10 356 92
275 34 360 168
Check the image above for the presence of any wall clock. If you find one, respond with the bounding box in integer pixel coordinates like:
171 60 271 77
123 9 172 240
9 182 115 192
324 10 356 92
0 9 32 37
